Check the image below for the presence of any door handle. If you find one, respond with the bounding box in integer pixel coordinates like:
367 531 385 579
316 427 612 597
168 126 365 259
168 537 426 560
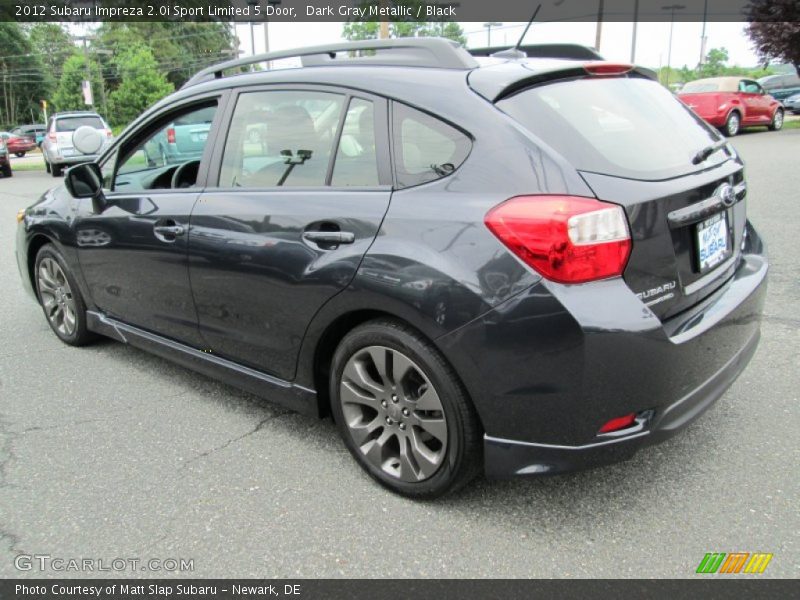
154 225 185 236
302 231 355 245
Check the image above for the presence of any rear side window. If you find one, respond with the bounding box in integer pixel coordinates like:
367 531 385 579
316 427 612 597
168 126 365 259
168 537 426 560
498 77 726 181
392 103 470 188
55 116 104 132
331 98 379 187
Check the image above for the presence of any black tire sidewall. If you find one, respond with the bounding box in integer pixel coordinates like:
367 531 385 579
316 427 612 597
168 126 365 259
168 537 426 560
34 244 92 346
330 320 478 498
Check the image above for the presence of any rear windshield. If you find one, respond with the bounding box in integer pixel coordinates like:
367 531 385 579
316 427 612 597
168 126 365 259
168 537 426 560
55 116 104 132
498 77 728 181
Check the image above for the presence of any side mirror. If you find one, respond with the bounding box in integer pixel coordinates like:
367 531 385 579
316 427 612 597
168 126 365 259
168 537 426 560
64 163 107 212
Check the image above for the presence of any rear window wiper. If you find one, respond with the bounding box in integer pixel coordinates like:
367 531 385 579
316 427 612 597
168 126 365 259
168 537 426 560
692 140 729 165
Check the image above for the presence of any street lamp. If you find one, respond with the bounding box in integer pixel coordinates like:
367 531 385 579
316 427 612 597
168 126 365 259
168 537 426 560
662 4 686 87
483 22 502 47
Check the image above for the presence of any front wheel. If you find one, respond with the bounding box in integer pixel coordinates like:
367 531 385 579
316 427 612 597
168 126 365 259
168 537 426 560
34 244 96 346
768 108 784 131
723 111 741 136
330 320 481 498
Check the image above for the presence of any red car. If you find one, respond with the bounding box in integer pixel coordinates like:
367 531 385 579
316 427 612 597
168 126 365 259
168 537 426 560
0 131 36 157
678 76 784 136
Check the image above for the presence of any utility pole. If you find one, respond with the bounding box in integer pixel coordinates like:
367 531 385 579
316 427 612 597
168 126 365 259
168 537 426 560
483 22 502 47
595 0 604 51
699 0 709 66
662 4 686 87
379 0 390 39
76 36 93 108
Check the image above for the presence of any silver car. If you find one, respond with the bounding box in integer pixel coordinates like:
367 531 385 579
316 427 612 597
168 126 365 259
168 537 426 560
784 93 800 114
42 111 112 177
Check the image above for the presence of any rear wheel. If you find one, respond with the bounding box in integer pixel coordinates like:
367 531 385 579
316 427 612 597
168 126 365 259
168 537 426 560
2 163 11 177
330 319 481 498
723 111 741 136
768 108 784 131
15 151 25 157
51 162 63 177
34 244 96 346
44 159 51 173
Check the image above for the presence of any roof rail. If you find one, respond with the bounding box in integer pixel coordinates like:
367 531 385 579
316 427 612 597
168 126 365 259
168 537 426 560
182 38 478 89
469 44 603 61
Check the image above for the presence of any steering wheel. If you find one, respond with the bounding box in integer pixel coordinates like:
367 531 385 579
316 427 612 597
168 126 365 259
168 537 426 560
171 160 201 189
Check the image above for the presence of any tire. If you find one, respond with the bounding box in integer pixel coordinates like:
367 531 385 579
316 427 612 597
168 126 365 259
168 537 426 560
34 244 96 346
768 108 784 131
15 151 25 158
51 163 63 177
723 111 741 137
2 164 11 177
45 159 51 174
330 319 481 498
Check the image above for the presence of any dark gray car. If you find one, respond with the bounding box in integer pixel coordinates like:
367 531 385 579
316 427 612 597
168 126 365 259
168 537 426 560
15 38 767 498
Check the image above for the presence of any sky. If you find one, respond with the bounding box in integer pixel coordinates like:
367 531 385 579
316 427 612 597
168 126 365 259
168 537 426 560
234 20 762 69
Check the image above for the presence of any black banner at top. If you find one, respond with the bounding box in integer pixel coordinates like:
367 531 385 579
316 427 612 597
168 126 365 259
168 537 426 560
0 0 791 23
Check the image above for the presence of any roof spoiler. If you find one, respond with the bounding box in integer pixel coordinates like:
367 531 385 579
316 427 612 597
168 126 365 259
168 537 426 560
469 44 604 61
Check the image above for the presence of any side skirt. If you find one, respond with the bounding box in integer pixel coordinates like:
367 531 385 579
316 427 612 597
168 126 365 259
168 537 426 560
86 311 320 418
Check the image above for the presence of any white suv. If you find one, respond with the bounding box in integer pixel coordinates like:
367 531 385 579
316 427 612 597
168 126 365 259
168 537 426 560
42 111 112 177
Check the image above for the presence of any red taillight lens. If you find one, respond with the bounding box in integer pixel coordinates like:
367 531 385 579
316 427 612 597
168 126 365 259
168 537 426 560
584 62 634 76
484 195 631 284
166 127 176 144
105 128 113 138
598 413 637 434
48 133 56 142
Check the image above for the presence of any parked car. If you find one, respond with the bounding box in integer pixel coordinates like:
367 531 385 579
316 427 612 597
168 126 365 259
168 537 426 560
15 39 767 498
757 72 800 103
42 111 112 177
143 105 216 166
0 131 37 157
0 136 11 177
783 92 800 115
11 124 47 146
678 76 784 136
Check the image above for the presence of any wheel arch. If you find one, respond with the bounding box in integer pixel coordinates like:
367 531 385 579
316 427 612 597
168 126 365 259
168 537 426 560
26 233 56 295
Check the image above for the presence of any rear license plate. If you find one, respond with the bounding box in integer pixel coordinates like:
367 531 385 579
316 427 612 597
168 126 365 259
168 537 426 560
696 212 730 272
191 132 208 142
60 148 75 157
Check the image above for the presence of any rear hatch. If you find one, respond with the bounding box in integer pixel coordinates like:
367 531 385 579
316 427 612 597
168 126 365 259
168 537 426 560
494 72 746 319
54 115 106 156
677 92 723 119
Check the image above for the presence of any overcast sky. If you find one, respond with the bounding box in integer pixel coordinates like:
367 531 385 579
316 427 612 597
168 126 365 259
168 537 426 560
235 21 761 69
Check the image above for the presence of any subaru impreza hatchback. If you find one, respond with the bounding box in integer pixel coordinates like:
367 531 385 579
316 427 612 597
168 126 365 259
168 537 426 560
15 39 767 498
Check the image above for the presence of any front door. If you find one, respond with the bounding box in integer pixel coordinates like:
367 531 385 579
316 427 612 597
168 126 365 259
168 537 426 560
75 98 224 346
189 88 392 380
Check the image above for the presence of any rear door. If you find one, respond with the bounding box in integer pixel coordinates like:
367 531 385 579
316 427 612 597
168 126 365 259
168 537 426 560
497 75 747 319
189 86 392 380
75 95 226 346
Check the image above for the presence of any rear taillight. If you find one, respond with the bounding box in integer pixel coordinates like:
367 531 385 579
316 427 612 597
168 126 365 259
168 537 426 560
166 127 176 144
105 129 113 138
48 133 56 142
484 195 631 284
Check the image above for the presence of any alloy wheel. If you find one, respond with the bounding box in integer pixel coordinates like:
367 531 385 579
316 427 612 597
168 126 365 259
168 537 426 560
37 257 77 336
773 110 784 130
727 113 740 136
339 345 448 482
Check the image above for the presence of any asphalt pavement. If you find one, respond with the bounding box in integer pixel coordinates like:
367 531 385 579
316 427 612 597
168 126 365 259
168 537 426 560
0 129 797 578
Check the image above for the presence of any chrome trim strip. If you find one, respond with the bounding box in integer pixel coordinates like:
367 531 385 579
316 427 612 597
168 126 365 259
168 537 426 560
485 430 650 451
683 256 736 296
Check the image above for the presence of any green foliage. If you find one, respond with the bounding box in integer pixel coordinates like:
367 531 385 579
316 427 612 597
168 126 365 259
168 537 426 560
52 54 102 113
0 22 52 127
107 45 174 127
342 0 466 45
25 23 75 81
746 1 800 73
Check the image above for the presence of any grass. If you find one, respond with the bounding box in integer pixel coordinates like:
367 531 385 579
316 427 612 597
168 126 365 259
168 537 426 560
11 160 46 172
782 118 800 130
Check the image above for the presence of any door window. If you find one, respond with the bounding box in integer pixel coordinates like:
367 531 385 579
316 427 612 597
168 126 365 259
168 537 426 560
331 98 379 187
739 80 761 94
111 102 218 193
392 103 471 189
219 90 345 188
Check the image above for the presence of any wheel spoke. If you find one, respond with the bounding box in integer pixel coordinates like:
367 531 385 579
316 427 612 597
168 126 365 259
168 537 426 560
398 436 421 481
409 428 442 479
63 305 76 334
38 263 58 291
413 414 447 442
343 360 385 396
361 428 393 467
414 385 443 411
340 380 380 408
366 347 388 382
391 351 415 387
348 415 383 446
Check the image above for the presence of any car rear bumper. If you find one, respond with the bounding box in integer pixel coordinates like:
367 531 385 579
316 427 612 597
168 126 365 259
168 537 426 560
436 223 768 478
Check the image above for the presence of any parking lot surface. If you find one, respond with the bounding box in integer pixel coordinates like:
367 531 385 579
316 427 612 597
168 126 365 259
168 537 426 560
0 129 797 578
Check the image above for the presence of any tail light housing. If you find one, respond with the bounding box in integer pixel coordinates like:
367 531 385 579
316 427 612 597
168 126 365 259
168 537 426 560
485 195 631 284
166 127 176 144
105 128 113 138
584 62 634 76
48 133 57 142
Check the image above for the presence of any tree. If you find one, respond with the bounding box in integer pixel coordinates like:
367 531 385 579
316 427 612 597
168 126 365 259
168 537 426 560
746 1 800 74
95 22 235 89
342 1 466 45
52 54 102 113
0 22 52 127
25 23 76 81
108 45 173 127
698 47 729 78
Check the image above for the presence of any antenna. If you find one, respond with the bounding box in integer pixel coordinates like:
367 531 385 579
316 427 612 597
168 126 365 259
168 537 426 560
492 4 542 59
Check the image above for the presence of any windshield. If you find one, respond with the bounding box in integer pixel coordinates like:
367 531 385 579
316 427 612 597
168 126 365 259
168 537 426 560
55 116 104 132
498 76 729 181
